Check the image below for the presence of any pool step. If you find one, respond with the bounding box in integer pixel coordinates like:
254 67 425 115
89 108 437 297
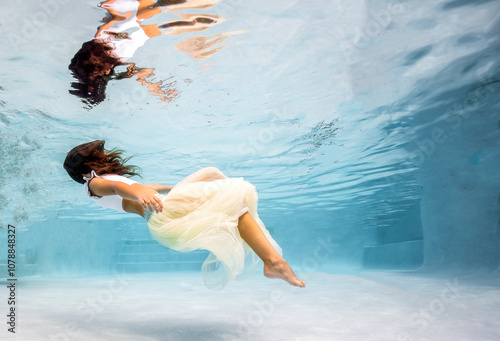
363 240 423 269
116 239 209 273
116 261 203 273
118 252 207 263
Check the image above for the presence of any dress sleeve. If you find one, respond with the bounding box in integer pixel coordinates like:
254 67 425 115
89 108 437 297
100 174 138 185
83 170 101 198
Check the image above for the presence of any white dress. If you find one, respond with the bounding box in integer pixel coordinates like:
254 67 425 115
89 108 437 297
83 170 138 212
146 167 283 290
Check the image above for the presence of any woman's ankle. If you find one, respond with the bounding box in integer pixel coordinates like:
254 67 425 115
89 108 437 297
264 255 284 266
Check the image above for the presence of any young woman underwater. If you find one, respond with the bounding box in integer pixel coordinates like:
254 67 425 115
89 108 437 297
64 140 305 290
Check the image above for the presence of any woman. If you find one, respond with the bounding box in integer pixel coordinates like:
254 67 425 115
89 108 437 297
63 140 305 290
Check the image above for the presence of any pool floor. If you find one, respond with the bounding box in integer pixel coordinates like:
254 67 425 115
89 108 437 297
3 271 499 340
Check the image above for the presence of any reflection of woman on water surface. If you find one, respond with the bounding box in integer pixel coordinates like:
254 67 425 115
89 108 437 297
69 0 224 106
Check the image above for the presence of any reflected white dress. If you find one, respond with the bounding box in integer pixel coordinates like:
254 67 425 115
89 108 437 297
85 167 282 290
96 0 150 62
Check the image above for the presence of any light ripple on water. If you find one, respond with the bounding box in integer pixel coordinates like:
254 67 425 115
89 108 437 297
0 0 498 225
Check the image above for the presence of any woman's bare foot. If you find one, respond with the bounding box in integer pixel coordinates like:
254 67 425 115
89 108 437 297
264 257 305 288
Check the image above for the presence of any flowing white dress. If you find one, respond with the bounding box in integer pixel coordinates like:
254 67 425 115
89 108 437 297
146 167 282 290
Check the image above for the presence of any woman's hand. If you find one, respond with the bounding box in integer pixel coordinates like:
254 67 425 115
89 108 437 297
137 192 163 213
88 178 164 213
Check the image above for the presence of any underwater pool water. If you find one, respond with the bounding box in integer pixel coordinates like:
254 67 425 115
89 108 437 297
0 0 499 340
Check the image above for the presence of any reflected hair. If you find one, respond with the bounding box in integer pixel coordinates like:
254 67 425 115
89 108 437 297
63 140 141 184
68 40 123 106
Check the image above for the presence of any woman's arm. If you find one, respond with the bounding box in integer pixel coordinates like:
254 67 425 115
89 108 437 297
144 184 173 194
88 177 163 213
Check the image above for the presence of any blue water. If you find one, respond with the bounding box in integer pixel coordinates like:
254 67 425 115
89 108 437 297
1 0 499 340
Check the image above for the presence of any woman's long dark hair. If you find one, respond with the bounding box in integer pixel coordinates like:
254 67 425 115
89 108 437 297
68 40 123 106
64 140 141 184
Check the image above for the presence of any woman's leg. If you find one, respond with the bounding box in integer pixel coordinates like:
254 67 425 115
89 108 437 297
238 212 305 288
